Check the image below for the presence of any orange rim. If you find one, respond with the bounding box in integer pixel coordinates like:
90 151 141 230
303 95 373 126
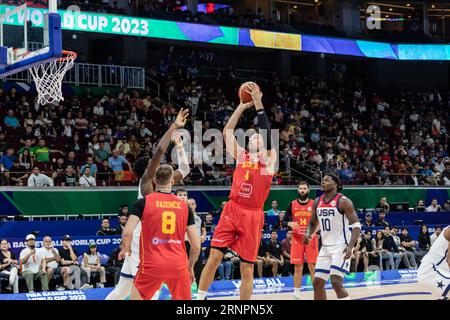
58 50 77 62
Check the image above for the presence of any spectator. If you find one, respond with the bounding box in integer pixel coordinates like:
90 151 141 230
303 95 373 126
115 214 128 235
62 165 78 186
0 239 19 293
255 233 273 278
31 138 64 163
425 199 442 212
415 200 426 212
79 167 96 187
416 225 431 263
6 160 29 186
338 162 355 183
204 213 215 233
280 229 293 276
359 231 379 271
186 198 206 284
363 212 374 227
0 132 9 156
18 148 33 171
391 226 417 269
374 230 394 270
97 160 113 185
266 200 280 216
19 234 49 292
444 200 450 212
376 197 390 212
81 157 98 178
108 149 131 172
4 110 20 129
382 226 402 269
0 148 17 171
96 219 117 236
65 151 79 172
267 230 284 277
400 227 420 265
375 209 390 227
114 138 130 155
40 236 61 281
27 167 56 187
105 244 124 285
430 226 443 246
217 249 236 280
59 235 89 290
81 243 106 288
94 142 110 162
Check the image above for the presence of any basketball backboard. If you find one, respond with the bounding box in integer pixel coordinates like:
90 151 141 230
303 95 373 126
0 0 62 78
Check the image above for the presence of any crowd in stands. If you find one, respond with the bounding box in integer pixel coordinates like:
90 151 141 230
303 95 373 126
0 44 449 186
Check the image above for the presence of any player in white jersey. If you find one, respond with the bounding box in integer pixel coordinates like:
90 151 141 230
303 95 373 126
417 226 450 300
304 173 361 300
105 109 190 300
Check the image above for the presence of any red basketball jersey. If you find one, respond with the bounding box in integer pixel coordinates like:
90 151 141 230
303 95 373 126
138 192 189 277
290 199 315 237
229 152 273 209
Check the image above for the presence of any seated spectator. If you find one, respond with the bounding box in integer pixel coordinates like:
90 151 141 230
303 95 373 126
415 200 426 212
81 157 98 178
59 235 89 290
338 162 355 183
375 209 390 227
430 226 443 246
114 138 130 155
115 214 128 235
266 200 280 216
108 150 131 172
0 132 9 157
0 148 17 171
0 239 19 293
40 236 61 281
255 234 275 278
400 227 420 265
217 249 237 280
96 219 117 236
382 226 402 269
280 229 293 276
65 151 79 172
391 226 417 269
97 160 114 185
444 200 450 212
105 245 124 285
204 213 215 233
267 230 284 277
425 199 442 212
359 231 379 271
4 109 20 129
19 234 49 292
31 138 64 163
27 167 56 187
374 230 394 270
416 225 431 263
79 167 96 187
7 160 29 186
61 165 78 186
81 243 106 288
18 148 33 171
376 197 390 212
94 142 110 162
363 212 374 227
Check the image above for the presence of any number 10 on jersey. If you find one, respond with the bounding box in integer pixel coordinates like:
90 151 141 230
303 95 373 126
162 211 176 234
321 218 331 231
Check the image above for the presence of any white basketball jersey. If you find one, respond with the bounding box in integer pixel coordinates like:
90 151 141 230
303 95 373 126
422 226 449 269
316 193 351 247
131 180 143 253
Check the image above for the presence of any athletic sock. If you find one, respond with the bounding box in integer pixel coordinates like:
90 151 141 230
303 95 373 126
196 290 207 300
338 296 350 300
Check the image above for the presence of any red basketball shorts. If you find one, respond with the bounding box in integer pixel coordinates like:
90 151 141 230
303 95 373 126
211 200 264 263
291 234 319 265
134 268 191 300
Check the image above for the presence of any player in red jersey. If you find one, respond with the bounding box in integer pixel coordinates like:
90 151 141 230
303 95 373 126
197 83 278 300
120 164 201 300
283 181 318 299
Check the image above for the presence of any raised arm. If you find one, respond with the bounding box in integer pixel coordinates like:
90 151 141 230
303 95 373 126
172 133 190 184
140 109 189 196
339 197 361 259
223 101 254 161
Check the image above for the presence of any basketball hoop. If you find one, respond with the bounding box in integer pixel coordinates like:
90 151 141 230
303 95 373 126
29 50 77 105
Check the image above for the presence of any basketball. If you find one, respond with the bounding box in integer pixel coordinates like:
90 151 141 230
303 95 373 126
238 81 260 103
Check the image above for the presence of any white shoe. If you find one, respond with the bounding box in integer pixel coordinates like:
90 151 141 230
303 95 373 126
80 284 91 290
293 293 301 300
98 283 104 288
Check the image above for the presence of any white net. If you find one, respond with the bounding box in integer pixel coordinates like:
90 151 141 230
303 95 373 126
29 51 77 105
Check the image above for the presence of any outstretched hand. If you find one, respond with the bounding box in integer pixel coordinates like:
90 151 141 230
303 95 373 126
174 108 189 128
238 100 254 110
245 82 263 105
